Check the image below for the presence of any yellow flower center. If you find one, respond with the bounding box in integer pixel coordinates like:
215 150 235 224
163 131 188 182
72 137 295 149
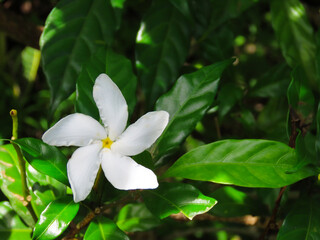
102 137 113 149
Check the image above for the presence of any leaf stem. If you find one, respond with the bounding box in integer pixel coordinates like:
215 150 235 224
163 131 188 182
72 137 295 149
10 109 38 223
259 107 299 239
62 193 133 239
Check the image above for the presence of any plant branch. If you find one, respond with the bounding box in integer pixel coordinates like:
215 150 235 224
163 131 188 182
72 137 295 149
0 5 43 49
259 107 300 239
258 186 287 240
62 193 133 240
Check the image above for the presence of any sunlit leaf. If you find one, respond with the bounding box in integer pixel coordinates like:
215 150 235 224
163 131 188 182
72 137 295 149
164 139 316 188
14 138 69 186
0 144 35 226
32 196 79 240
143 182 217 220
153 59 233 159
76 47 137 120
84 216 129 240
0 201 32 240
40 0 117 113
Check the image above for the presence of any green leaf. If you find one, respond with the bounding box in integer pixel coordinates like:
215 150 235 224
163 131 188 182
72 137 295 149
164 139 316 188
14 138 69 186
32 196 79 240
249 64 290 98
40 0 117 113
76 47 137 120
205 0 256 33
316 30 320 81
153 59 233 159
0 201 32 240
200 27 234 63
136 0 191 109
116 203 160 232
270 0 318 91
290 132 318 172
316 102 320 160
0 144 35 226
217 83 243 120
209 186 266 217
84 216 129 240
143 182 217 220
287 67 314 119
26 164 66 217
256 97 288 142
277 197 320 240
21 47 41 82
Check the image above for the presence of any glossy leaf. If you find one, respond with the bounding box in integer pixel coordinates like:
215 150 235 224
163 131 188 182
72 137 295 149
0 144 35 226
76 47 137 120
32 196 79 240
116 203 160 232
14 138 69 186
136 0 191 109
84 216 129 240
209 186 266 217
153 59 233 159
0 201 32 240
143 182 217 220
26 164 66 217
40 0 117 112
164 139 316 188
277 197 320 240
270 0 318 90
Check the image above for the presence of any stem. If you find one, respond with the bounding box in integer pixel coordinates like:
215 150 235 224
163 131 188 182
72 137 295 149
10 109 18 140
10 109 38 223
214 116 221 139
258 186 287 240
259 107 299 239
62 193 133 240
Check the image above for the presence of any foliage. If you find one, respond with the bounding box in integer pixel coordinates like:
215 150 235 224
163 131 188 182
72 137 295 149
0 0 320 239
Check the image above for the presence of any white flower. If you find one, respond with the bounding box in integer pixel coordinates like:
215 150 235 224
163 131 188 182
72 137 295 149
42 74 169 202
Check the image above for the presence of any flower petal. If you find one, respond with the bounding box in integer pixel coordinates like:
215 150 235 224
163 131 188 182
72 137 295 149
42 113 107 147
67 143 102 202
101 149 158 190
93 74 128 140
111 111 169 156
